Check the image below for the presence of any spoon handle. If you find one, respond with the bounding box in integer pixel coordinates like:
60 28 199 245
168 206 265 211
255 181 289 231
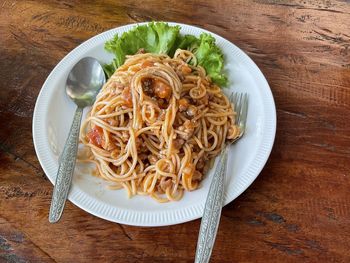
49 106 83 223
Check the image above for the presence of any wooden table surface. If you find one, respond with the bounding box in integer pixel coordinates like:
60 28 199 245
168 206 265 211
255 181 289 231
1 0 350 262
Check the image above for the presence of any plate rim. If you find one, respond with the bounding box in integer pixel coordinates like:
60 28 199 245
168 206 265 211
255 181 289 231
33 22 276 226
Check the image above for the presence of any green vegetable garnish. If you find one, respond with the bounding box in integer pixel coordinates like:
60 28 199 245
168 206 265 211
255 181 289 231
104 22 228 86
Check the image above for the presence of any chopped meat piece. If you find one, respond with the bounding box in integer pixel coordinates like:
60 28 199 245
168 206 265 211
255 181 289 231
106 142 117 151
196 158 205 171
202 161 211 174
148 155 157 165
111 149 120 159
153 79 172 99
173 138 185 150
107 118 117 126
178 120 194 140
181 65 192 74
158 98 168 109
122 87 132 107
135 138 142 150
178 98 189 112
192 170 203 181
142 78 154 97
138 153 148 160
160 178 172 192
195 93 209 106
182 163 195 178
186 105 197 118
121 131 129 142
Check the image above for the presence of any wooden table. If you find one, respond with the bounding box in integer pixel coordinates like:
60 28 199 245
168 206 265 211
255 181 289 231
1 1 350 262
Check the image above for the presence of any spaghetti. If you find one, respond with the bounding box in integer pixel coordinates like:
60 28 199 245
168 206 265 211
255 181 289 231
80 50 239 202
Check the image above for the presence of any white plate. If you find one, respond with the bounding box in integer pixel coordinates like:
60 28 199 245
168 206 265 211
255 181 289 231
33 22 276 226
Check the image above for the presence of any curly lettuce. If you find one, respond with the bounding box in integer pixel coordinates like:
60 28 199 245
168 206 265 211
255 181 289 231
104 22 228 86
173 33 228 86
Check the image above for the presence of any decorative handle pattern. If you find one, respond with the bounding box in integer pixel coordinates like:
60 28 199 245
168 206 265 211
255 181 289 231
49 107 83 223
194 147 228 263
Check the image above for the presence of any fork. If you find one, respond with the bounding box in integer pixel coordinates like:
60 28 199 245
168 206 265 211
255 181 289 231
194 92 248 263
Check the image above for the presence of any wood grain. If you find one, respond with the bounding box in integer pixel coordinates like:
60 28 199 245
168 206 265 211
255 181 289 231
1 0 350 262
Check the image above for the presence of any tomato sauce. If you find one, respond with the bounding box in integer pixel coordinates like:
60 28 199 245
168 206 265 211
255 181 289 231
141 60 154 68
87 126 103 147
122 86 133 107
153 79 172 99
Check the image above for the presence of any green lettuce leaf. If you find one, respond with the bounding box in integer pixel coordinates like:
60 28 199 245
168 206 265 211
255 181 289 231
194 33 227 86
169 34 199 56
170 33 227 86
104 22 180 77
104 22 228 86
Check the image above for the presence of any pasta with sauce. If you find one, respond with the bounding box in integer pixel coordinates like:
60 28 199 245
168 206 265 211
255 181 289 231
79 49 239 202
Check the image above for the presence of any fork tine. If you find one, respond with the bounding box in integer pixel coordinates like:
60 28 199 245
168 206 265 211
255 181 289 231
232 93 239 124
235 93 243 125
231 92 237 111
229 92 234 103
231 92 237 106
240 93 249 127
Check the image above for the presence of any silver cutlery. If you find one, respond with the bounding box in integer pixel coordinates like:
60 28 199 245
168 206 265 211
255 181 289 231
49 57 106 223
194 92 249 263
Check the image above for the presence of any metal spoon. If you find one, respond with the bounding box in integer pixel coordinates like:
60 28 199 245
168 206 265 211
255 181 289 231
49 57 106 223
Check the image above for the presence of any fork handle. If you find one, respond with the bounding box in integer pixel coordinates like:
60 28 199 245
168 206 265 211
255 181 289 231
194 148 228 263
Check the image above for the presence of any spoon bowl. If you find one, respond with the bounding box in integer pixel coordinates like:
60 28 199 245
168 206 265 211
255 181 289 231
66 57 106 107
